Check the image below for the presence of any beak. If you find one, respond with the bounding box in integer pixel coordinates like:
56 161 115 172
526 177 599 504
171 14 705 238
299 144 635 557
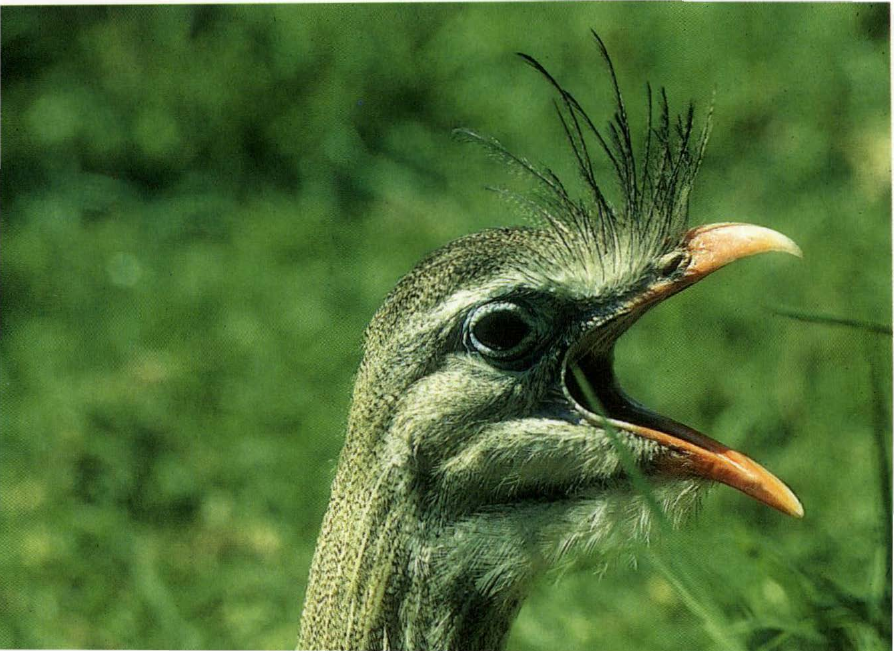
640 222 803 307
576 222 804 518
604 410 805 518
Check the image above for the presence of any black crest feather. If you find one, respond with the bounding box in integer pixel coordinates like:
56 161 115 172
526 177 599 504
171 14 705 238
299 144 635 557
455 31 713 280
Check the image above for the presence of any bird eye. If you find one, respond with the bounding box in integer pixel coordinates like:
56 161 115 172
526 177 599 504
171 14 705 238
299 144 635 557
467 302 538 360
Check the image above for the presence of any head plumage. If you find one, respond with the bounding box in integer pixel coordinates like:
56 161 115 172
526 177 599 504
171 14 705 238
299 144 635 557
455 31 713 290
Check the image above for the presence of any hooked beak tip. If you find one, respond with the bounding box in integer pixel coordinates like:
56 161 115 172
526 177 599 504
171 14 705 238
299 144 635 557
684 222 803 279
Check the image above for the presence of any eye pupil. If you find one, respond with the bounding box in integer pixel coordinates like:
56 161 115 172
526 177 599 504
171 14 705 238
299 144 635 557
471 309 531 352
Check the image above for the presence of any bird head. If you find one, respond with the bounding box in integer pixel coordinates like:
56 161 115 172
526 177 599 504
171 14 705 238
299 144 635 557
300 33 802 651
349 34 802 533
354 221 802 520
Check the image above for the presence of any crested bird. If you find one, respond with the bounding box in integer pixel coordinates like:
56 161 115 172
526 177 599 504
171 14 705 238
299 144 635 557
298 33 803 651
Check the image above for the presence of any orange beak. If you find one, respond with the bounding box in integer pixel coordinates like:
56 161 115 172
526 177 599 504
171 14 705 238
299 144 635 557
608 222 804 517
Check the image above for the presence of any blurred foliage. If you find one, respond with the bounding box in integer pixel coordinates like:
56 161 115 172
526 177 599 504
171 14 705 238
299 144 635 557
1 4 890 650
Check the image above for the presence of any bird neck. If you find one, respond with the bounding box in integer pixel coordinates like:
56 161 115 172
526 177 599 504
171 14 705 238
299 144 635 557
298 444 524 651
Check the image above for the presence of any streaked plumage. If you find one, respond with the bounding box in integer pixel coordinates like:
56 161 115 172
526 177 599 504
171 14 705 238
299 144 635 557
298 33 801 651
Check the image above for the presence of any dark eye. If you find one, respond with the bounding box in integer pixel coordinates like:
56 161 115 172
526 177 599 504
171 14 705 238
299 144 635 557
467 302 538 360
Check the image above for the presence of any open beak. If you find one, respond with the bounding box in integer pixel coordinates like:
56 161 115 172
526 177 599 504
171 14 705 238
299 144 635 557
572 222 804 518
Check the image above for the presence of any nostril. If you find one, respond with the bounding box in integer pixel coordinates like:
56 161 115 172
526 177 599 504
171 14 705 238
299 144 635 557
657 251 688 277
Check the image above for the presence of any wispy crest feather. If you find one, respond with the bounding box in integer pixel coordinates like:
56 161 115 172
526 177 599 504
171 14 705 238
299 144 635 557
455 31 713 283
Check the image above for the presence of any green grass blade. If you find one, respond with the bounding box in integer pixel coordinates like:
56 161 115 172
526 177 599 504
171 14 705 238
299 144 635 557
570 366 669 529
867 341 892 630
570 364 746 651
769 306 892 336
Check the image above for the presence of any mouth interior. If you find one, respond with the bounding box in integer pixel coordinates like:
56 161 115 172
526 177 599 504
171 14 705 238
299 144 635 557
566 352 630 420
564 345 805 519
565 349 694 443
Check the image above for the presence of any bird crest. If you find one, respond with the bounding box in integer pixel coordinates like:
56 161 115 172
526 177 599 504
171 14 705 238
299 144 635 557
455 30 713 296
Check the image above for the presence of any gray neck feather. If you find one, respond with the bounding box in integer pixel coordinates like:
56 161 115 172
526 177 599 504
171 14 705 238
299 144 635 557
298 439 524 651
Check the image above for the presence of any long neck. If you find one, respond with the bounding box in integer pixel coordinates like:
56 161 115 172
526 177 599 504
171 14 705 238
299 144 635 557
297 444 523 651
299 351 531 650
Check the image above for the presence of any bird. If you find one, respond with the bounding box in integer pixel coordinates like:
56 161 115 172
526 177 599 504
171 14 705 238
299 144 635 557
297 32 803 651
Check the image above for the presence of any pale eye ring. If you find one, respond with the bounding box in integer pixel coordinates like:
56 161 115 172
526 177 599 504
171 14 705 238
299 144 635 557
466 301 538 360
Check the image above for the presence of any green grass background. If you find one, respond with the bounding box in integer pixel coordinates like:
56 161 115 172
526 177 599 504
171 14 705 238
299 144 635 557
2 4 891 649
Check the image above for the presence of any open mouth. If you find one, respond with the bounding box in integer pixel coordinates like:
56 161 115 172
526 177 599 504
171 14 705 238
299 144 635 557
561 222 805 518
564 348 803 517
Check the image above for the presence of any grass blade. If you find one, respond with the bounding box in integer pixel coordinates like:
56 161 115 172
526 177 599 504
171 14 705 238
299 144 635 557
570 364 745 651
769 306 892 336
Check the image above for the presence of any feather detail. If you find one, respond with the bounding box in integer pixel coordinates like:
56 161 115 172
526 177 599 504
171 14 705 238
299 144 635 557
455 31 713 281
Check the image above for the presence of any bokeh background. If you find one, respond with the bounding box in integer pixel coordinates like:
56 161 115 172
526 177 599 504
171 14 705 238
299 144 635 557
2 3 891 650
